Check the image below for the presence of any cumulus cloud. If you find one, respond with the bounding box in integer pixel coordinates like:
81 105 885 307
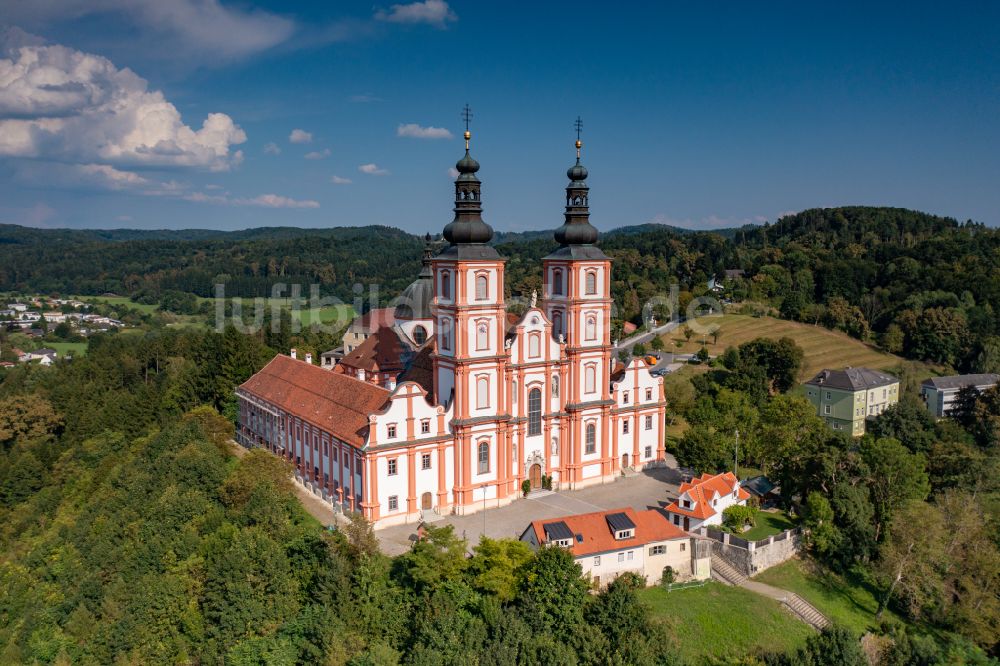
263 141 281 155
235 194 319 208
0 35 246 171
304 148 331 160
3 1 294 63
375 0 457 27
289 128 312 144
447 166 459 178
331 175 352 185
397 122 452 139
358 163 389 175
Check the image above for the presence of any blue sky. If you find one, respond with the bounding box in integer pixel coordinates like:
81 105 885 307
1 1 998 232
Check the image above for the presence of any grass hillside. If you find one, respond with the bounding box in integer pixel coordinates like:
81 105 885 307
660 314 902 380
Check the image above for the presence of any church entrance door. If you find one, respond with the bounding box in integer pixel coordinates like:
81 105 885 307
621 453 629 469
529 464 542 489
421 492 432 510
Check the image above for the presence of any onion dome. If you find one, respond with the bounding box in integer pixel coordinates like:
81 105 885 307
440 108 498 257
553 131 600 247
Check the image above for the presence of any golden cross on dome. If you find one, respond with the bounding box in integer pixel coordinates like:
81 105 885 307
462 104 473 149
574 116 583 158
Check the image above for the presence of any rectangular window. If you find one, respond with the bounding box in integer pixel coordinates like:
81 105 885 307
623 391 630 404
627 551 634 561
421 453 431 470
388 495 398 511
645 415 653 430
387 424 396 439
593 556 601 566
825 391 831 400
387 458 398 475
421 419 430 434
649 545 666 556
824 404 831 415
680 542 686 552
645 388 652 401
644 445 652 459
617 552 625 563
622 419 629 434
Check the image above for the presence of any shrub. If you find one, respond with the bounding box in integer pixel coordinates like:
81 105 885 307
521 479 531 497
722 504 758 532
661 566 675 586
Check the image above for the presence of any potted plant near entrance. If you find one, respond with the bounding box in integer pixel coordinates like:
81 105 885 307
521 479 531 497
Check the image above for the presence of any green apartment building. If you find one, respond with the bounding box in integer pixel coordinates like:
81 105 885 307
804 367 900 436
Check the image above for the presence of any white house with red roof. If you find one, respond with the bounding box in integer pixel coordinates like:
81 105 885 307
665 471 751 531
520 507 711 587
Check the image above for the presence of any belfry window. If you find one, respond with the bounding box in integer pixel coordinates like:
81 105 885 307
441 270 451 300
553 269 563 295
440 318 452 351
552 311 563 338
528 388 542 436
476 274 488 301
585 270 597 295
477 376 490 409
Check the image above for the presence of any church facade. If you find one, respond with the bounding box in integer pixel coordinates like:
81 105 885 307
236 127 667 528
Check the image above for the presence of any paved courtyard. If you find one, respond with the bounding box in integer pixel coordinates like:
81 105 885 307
376 455 683 555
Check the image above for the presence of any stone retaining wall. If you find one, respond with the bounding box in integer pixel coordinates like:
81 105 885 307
695 526 801 576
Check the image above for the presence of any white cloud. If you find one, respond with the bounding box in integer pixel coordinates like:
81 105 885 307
397 122 452 139
358 163 389 175
235 194 319 209
289 128 312 144
0 36 246 171
447 167 459 178
304 148 331 160
375 0 457 27
77 164 151 189
330 175 352 185
263 141 281 155
3 2 294 63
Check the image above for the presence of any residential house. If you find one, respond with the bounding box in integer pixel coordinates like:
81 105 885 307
343 307 396 353
920 374 1000 418
804 367 900 436
520 507 711 587
7 303 28 312
665 471 750 531
28 348 58 366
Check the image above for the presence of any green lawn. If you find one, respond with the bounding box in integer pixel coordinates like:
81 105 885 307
73 295 161 314
753 558 898 635
45 341 89 357
740 511 797 542
641 581 813 662
197 297 355 329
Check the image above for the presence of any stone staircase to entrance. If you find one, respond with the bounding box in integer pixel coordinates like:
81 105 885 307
710 553 747 586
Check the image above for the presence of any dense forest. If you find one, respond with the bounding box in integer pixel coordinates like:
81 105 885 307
3 206 1000 371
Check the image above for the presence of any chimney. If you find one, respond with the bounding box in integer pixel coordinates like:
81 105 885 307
305 352 313 365
290 348 297 360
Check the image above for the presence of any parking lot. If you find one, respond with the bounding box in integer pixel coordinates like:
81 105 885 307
376 455 683 555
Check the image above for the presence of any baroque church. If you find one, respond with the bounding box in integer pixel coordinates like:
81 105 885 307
236 124 667 527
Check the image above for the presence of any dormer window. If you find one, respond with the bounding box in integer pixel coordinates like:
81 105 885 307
682 499 691 509
615 529 634 540
606 512 636 541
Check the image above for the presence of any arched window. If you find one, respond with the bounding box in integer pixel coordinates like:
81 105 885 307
585 315 597 341
552 374 559 398
528 388 542 436
553 269 563 295
529 332 540 358
477 441 489 474
512 380 518 405
585 270 597 295
412 325 427 345
552 311 563 338
440 318 452 351
441 270 451 300
476 321 489 351
475 274 488 300
477 376 489 409
551 437 559 455
585 365 596 394
585 423 596 454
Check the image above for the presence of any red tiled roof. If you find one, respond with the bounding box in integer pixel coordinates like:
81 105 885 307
358 307 396 330
622 322 638 334
526 507 687 558
239 354 389 447
665 471 751 519
338 326 406 373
